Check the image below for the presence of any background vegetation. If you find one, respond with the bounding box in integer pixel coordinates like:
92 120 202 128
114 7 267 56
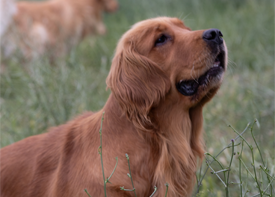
0 0 274 196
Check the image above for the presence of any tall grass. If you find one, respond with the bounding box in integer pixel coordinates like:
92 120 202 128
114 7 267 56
0 0 274 195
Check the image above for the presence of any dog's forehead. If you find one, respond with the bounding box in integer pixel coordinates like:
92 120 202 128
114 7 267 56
120 17 188 43
131 17 186 30
116 17 189 53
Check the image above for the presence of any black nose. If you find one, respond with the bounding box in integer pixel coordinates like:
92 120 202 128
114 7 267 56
202 29 223 45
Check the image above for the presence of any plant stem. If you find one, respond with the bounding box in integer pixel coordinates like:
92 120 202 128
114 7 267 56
84 189 92 197
206 159 227 188
228 125 251 147
239 140 244 197
250 147 262 197
205 152 227 180
105 157 118 184
262 175 275 195
251 120 273 196
213 169 230 174
98 112 107 197
205 152 226 169
240 158 255 179
226 139 235 197
196 123 250 193
149 186 157 197
125 153 137 197
120 187 136 192
165 183 169 197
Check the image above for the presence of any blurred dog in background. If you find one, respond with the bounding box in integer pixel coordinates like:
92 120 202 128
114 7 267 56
0 0 118 59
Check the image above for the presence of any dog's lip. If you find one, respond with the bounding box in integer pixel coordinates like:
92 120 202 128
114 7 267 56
176 51 225 96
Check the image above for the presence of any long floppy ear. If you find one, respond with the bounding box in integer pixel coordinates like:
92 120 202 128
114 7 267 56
106 45 170 132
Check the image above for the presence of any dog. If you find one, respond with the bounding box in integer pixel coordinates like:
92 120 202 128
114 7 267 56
0 0 118 59
0 17 227 197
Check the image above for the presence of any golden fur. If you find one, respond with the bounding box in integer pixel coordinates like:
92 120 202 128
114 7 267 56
0 0 118 58
0 17 227 196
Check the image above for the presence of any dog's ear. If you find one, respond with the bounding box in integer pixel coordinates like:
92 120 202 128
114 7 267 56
106 45 170 132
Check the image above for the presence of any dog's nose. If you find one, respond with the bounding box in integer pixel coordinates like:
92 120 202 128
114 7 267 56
202 29 223 45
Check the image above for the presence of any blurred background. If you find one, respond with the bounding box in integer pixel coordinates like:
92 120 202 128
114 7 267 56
0 0 274 196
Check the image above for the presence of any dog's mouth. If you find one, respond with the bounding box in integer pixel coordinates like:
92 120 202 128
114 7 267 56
176 51 225 96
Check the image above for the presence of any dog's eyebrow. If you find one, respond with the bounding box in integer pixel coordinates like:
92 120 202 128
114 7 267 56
154 24 168 32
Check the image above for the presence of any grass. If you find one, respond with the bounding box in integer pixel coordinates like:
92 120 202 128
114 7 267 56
0 0 274 195
195 121 275 197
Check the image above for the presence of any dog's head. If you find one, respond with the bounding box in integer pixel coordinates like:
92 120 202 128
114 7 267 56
107 17 227 132
99 0 118 13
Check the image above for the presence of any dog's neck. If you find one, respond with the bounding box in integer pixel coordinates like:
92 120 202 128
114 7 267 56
102 94 136 131
102 93 204 196
150 98 205 196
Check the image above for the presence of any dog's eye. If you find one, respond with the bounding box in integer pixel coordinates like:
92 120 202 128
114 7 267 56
155 34 168 46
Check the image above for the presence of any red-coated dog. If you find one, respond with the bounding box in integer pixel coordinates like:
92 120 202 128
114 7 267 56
0 17 227 196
